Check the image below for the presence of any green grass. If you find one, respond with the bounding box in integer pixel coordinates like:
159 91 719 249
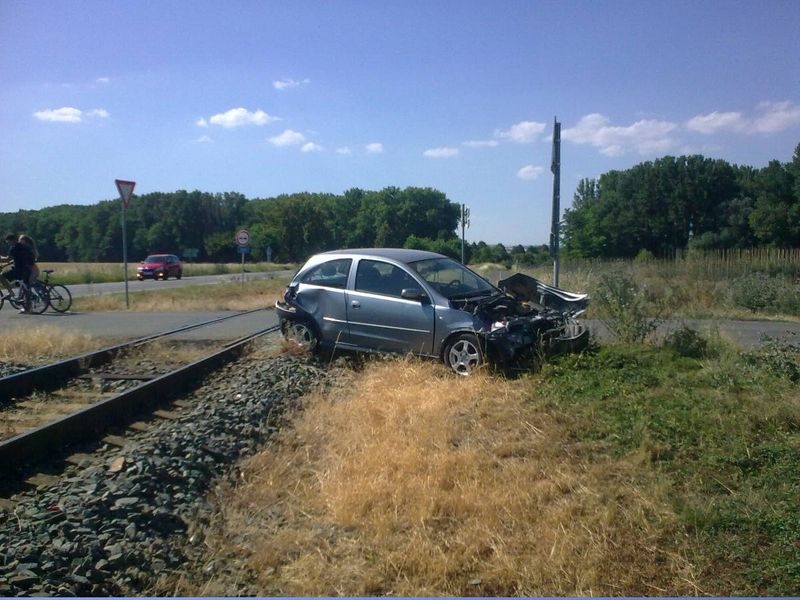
537 339 800 595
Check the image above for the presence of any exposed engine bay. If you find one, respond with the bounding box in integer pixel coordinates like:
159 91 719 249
456 273 590 374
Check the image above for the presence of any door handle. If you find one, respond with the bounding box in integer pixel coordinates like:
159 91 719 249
351 300 361 308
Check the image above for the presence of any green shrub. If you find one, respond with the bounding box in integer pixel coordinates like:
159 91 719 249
743 334 800 382
591 271 663 344
664 325 711 359
726 272 780 313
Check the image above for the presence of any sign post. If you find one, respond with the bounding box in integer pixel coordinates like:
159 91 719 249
235 229 250 286
115 179 136 308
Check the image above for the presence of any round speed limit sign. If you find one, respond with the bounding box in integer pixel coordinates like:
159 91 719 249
235 229 250 247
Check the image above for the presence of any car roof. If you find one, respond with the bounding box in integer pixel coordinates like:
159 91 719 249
317 248 447 263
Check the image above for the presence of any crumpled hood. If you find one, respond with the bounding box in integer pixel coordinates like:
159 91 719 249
498 273 588 316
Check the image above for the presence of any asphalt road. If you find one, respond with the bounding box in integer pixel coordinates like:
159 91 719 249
0 272 285 342
63 270 291 300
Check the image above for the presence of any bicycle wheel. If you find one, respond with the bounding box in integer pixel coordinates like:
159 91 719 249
27 284 48 314
47 283 72 312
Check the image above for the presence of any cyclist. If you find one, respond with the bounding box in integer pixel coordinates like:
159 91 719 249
1 233 35 312
18 234 40 286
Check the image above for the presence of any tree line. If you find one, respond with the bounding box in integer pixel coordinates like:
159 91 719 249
0 186 551 266
2 143 797 266
562 142 800 258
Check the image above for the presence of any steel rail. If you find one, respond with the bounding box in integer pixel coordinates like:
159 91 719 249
0 325 280 481
0 308 266 404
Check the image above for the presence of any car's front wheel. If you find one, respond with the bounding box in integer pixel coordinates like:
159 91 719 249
283 320 318 352
443 333 483 375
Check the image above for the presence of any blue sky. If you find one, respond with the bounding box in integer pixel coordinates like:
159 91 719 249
1 0 799 245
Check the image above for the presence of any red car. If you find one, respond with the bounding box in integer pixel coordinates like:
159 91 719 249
136 254 183 280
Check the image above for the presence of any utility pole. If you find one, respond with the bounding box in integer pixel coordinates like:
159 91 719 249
550 117 561 287
460 204 470 264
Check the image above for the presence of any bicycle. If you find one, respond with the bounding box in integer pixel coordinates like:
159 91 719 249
0 264 48 314
37 269 73 313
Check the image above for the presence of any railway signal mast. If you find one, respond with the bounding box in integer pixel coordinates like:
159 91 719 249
550 117 561 287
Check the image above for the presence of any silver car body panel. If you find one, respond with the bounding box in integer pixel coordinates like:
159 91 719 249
276 248 589 373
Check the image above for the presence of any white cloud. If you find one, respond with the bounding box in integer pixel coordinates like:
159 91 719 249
463 139 499 148
33 106 108 123
751 101 800 133
203 107 279 128
495 120 547 143
686 101 800 136
563 113 678 156
336 146 352 155
517 165 544 180
365 142 383 154
301 142 323 152
195 135 213 143
96 77 110 84
423 146 459 158
273 78 310 91
686 111 745 134
34 107 82 122
268 129 306 147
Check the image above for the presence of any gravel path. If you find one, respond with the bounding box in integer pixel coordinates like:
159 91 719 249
0 345 329 596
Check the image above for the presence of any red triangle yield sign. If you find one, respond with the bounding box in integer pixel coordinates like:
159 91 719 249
115 179 136 208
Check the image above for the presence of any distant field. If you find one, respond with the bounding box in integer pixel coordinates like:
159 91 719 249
37 261 296 285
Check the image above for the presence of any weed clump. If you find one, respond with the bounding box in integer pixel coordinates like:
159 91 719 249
590 271 663 344
663 325 712 359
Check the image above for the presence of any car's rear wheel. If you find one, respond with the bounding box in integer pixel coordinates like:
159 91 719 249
283 320 318 351
443 333 483 375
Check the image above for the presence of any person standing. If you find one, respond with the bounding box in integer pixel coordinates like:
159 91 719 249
18 234 39 286
0 233 35 312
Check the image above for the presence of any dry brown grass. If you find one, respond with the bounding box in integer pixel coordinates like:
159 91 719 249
179 358 698 597
75 279 287 312
0 325 100 364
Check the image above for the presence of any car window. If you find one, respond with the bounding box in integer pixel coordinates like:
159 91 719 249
299 258 351 289
409 257 496 297
355 259 418 297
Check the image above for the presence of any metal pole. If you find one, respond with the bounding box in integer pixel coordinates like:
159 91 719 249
121 203 129 308
550 117 561 288
461 204 465 263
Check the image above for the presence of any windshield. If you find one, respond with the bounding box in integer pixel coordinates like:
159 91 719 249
144 255 166 263
408 257 498 299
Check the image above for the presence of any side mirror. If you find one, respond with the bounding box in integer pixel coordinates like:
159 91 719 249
401 288 430 304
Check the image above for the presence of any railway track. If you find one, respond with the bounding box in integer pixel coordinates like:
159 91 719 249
0 341 329 596
0 310 281 490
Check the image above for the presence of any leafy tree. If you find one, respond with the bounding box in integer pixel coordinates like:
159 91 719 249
749 159 799 246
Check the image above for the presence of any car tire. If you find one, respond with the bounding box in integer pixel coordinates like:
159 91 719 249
176 270 182 280
443 333 483 375
283 320 319 352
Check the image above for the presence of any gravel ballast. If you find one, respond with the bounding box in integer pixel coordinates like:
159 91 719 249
0 349 328 596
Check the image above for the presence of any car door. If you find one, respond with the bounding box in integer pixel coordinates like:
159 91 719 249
295 258 352 345
166 255 178 277
344 259 436 355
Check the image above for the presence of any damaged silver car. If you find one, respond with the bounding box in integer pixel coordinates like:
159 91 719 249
275 248 589 375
